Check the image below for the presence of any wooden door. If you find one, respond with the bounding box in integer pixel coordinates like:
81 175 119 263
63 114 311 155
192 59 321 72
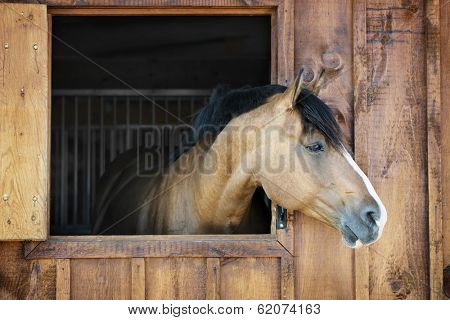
0 3 49 240
24 233 295 300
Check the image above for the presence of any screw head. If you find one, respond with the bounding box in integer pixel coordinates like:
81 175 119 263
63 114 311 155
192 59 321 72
33 44 38 50
2 194 9 201
4 43 8 49
32 195 38 202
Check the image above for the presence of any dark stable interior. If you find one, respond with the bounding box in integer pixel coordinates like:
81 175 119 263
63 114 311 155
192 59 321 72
50 15 272 235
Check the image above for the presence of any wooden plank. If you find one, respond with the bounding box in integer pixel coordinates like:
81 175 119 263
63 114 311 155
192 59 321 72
131 258 146 300
0 3 49 240
0 242 56 299
359 0 428 299
26 238 291 259
440 0 450 300
353 0 370 301
70 259 131 299
145 258 207 299
48 7 275 15
295 215 354 299
280 256 294 299
425 0 444 300
219 257 280 299
49 234 275 241
56 259 70 300
36 0 284 7
293 0 354 300
206 258 221 300
276 0 294 84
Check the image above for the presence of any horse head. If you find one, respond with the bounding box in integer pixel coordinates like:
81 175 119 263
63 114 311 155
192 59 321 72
251 71 387 247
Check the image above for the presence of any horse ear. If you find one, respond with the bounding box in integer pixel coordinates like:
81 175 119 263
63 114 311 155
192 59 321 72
284 69 304 109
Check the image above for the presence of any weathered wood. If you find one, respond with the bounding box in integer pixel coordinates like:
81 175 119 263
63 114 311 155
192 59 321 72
0 3 49 240
55 259 70 300
353 0 370 301
280 256 294 299
357 0 428 299
145 258 207 299
25 237 291 259
48 7 274 15
294 215 354 299
425 0 444 300
206 258 221 299
70 259 131 299
440 0 450 300
294 0 355 300
219 258 280 299
131 258 146 300
29 0 284 6
0 242 56 299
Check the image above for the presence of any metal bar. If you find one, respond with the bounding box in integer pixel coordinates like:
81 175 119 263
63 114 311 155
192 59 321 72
126 96 131 149
100 96 105 176
60 96 67 229
111 96 117 161
73 96 79 226
53 89 211 97
85 96 92 225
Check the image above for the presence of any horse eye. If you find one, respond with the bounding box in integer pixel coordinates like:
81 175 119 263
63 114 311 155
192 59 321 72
305 142 325 153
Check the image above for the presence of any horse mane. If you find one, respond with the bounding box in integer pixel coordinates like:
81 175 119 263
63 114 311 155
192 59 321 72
175 84 343 160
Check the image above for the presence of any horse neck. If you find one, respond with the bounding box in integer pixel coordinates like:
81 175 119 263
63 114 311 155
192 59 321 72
190 122 259 233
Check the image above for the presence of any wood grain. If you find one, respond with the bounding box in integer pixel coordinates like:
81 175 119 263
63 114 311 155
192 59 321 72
25 238 291 259
145 258 207 299
131 258 145 300
440 0 450 300
0 3 49 240
219 257 280 299
70 259 131 299
294 0 355 300
353 0 370 300
280 256 294 299
206 258 221 299
425 0 444 300
357 0 429 299
0 242 56 299
56 259 70 300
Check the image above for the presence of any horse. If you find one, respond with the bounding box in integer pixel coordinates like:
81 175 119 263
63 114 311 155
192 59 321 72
92 72 387 248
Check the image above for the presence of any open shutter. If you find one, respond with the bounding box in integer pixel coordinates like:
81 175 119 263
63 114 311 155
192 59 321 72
0 3 49 240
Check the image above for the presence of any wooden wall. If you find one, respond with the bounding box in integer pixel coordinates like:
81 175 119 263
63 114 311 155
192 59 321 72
0 0 448 299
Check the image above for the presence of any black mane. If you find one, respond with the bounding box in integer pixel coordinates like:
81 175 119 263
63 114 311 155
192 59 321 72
179 84 343 155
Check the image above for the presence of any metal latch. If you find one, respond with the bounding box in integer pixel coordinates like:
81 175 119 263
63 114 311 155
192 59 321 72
276 205 287 229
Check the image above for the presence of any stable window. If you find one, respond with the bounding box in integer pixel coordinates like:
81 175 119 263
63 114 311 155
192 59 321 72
50 15 272 235
1 3 295 300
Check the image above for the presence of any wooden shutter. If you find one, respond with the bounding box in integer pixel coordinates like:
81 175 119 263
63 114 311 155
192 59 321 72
0 3 49 240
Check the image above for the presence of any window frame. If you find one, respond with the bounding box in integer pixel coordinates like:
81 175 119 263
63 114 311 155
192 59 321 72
26 2 295 258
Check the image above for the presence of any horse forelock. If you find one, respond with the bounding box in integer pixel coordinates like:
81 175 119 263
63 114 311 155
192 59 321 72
295 89 344 151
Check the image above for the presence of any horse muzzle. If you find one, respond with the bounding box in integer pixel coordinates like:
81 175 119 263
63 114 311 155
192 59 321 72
340 203 387 248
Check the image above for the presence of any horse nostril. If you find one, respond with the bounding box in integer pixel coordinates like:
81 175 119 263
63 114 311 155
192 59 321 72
361 208 380 231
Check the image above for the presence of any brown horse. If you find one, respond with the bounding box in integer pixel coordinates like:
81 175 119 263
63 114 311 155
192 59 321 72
92 72 387 248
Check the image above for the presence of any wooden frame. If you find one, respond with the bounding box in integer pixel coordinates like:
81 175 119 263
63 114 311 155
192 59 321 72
23 1 295 263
